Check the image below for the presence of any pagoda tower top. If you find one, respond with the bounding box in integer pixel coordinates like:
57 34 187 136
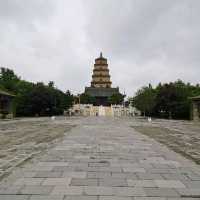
91 53 112 88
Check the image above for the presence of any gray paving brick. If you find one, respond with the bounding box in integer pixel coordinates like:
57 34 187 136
53 166 74 171
113 187 146 197
154 180 186 188
34 171 63 178
111 172 138 179
134 198 166 200
13 178 44 186
63 172 87 178
42 178 71 186
123 167 146 173
165 198 198 200
29 195 64 200
20 186 53 195
176 188 200 197
87 167 122 173
87 172 111 179
84 186 113 196
37 162 68 167
100 196 132 200
144 188 180 197
162 173 189 181
136 173 164 180
182 180 200 188
0 195 30 200
70 178 98 186
127 180 156 187
184 172 200 181
64 196 98 200
88 162 110 167
99 178 128 187
0 186 22 195
51 186 83 195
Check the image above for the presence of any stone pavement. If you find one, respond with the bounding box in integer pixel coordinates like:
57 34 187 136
0 117 200 199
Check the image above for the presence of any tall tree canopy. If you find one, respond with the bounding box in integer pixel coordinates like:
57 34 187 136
108 93 124 105
133 84 156 116
133 80 200 119
0 67 73 117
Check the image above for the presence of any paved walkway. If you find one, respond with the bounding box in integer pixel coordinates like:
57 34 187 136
0 117 200 199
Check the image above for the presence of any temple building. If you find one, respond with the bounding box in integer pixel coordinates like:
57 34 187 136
0 89 15 119
190 95 200 121
85 53 123 106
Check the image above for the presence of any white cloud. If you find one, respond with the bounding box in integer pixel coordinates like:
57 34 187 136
0 0 199 96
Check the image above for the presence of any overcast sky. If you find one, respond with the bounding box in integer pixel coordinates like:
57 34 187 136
0 0 199 96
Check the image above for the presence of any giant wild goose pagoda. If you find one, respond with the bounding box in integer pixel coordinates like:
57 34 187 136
70 53 140 116
85 52 123 106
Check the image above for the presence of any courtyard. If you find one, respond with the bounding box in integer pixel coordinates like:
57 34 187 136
0 116 200 199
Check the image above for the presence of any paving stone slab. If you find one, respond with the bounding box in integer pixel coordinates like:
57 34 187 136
182 180 200 188
136 173 164 180
63 172 87 178
51 186 84 195
111 172 138 179
176 188 200 197
84 186 113 196
127 180 156 187
20 186 54 195
34 171 63 178
0 186 22 195
144 188 180 197
13 178 44 186
154 180 186 188
99 178 128 187
113 187 146 197
87 172 111 179
134 198 166 200
166 198 200 200
0 195 30 200
29 195 64 200
42 178 71 186
64 196 98 200
70 178 98 186
100 196 132 200
1 117 200 198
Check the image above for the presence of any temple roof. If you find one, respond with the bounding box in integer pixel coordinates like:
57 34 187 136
189 95 200 100
85 87 120 97
0 89 15 97
95 52 107 61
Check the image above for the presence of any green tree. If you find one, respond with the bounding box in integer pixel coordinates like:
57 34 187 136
0 67 74 117
80 93 96 104
154 80 191 119
0 67 20 92
133 80 200 119
133 84 156 116
108 93 124 105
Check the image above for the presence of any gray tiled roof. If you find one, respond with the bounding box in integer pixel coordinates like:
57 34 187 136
85 87 120 97
189 95 200 100
0 89 15 97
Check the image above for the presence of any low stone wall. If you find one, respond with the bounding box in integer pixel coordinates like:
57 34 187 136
71 104 139 117
0 113 14 119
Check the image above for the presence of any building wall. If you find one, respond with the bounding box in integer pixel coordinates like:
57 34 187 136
192 101 200 121
0 95 14 119
71 104 139 117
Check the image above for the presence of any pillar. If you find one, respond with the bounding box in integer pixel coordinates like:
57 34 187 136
192 101 200 121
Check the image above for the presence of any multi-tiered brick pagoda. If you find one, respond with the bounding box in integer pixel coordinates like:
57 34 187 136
85 53 123 106
91 52 112 88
